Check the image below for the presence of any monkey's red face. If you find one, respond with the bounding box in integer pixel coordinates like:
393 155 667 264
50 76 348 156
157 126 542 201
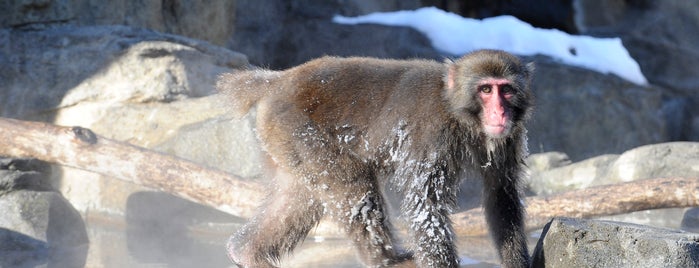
478 78 514 138
444 51 532 140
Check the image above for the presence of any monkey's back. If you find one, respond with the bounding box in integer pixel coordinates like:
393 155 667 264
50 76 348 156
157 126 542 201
277 57 456 160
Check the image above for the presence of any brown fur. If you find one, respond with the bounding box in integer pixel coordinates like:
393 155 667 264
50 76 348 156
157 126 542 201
218 50 533 268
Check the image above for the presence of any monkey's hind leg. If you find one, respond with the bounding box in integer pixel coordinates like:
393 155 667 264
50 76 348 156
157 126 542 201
227 170 324 267
277 129 412 266
253 100 412 267
294 138 413 266
345 190 415 267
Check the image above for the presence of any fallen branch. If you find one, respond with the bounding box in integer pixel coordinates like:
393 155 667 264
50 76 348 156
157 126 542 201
452 177 699 236
1 117 697 237
0 117 265 218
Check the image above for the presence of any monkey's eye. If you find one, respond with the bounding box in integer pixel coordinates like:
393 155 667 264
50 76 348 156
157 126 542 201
478 85 492 93
501 85 515 95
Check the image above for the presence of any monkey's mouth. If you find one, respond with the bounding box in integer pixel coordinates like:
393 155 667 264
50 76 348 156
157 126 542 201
484 124 509 137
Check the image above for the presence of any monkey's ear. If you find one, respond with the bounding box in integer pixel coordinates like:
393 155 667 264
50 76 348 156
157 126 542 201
447 67 456 89
525 62 535 75
444 60 456 90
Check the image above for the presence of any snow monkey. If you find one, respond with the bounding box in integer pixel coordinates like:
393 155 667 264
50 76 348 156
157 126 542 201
218 49 533 268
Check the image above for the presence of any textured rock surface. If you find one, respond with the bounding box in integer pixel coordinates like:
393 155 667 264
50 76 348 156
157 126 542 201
0 24 256 221
0 25 247 121
528 154 619 195
525 151 572 175
0 158 88 267
575 0 699 141
0 0 237 45
533 217 699 268
229 0 438 69
527 57 689 161
528 142 699 195
607 142 699 182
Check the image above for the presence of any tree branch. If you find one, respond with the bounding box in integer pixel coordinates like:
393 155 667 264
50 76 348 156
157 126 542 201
0 117 265 218
452 177 699 236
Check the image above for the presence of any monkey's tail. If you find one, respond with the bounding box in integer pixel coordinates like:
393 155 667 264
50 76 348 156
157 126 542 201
216 69 282 117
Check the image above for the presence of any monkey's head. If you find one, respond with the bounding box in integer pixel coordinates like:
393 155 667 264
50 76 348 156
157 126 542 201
444 50 534 139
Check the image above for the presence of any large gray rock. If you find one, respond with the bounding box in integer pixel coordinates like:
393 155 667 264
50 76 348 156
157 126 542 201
0 158 88 267
528 154 619 195
575 0 699 141
607 142 699 182
0 25 247 122
532 217 699 268
681 208 699 233
432 0 577 33
229 0 439 69
0 0 236 45
154 113 264 178
0 24 254 224
575 1 699 94
527 57 689 160
525 152 572 175
529 142 699 195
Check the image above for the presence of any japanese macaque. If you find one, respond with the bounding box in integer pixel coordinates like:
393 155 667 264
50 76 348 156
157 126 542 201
217 49 533 268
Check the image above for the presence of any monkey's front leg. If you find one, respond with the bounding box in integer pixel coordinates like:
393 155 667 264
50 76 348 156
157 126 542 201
483 172 530 268
404 191 460 268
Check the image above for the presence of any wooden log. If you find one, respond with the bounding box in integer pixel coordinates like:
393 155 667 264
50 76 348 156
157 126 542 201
452 177 699 236
0 117 265 218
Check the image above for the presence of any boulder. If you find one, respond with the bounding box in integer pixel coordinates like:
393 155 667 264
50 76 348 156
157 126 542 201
575 1 699 94
436 0 577 33
0 0 236 45
525 151 572 175
0 158 88 267
0 0 431 69
229 0 439 69
527 57 689 160
529 142 699 196
681 208 699 233
0 25 247 122
607 142 699 182
533 217 699 268
599 208 690 233
154 113 264 178
575 0 699 140
0 24 253 219
528 154 618 195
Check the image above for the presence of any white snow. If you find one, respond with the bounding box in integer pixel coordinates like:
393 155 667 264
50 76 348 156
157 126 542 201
333 7 647 85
